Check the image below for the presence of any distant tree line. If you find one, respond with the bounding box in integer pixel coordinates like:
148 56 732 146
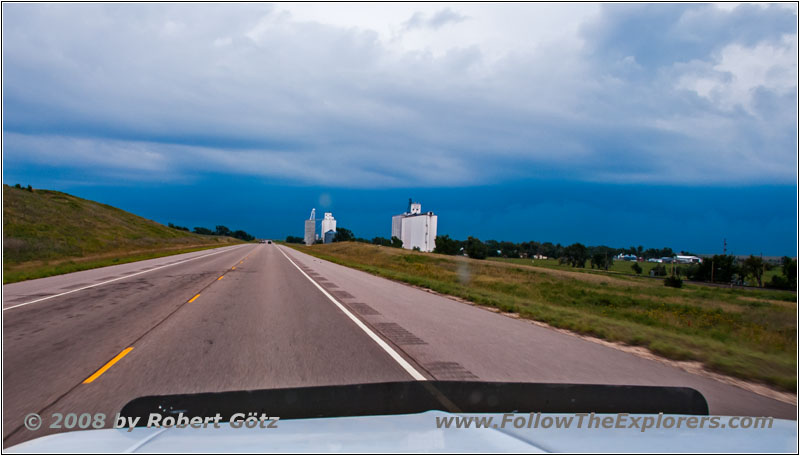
430 236 795 290
433 237 683 263
284 230 687 265
431 236 664 264
284 229 796 290
169 223 255 242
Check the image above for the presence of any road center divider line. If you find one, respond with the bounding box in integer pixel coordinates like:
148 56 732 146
83 347 134 384
81 247 256 386
0 246 260 445
4 245 249 311
277 246 427 381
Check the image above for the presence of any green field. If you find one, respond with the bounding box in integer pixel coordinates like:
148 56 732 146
286 242 797 391
490 257 783 284
3 185 244 283
493 257 670 275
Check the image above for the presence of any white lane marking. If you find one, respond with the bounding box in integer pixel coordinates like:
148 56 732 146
3 245 252 311
278 246 427 381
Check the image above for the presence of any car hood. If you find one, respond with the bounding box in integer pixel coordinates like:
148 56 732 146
7 411 797 453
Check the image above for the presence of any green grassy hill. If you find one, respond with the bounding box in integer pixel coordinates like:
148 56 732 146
3 185 243 283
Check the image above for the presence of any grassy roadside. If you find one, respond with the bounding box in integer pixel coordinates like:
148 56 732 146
284 242 797 392
3 185 246 283
3 243 237 284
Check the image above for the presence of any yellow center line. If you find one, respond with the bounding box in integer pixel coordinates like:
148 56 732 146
188 293 201 303
231 266 236 270
83 347 134 384
217 276 224 280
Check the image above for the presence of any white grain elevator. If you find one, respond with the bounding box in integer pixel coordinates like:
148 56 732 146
391 199 437 252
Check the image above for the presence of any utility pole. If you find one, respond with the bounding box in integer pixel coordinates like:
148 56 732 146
711 259 715 283
723 238 727 255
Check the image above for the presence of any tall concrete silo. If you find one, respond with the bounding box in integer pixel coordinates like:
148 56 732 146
304 209 316 245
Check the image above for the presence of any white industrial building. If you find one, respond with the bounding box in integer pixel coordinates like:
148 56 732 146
676 255 703 264
321 212 337 243
391 200 437 252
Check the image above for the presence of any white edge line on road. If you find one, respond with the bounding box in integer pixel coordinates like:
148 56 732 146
3 244 251 311
278 246 427 381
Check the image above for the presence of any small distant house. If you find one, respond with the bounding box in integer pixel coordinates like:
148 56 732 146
675 255 703 264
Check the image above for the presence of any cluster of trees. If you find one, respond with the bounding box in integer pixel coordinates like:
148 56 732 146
333 228 354 243
168 223 189 231
369 235 404 248
170 223 255 242
12 184 33 192
682 254 796 290
332 228 404 248
560 243 588 267
767 257 798 290
431 235 487 258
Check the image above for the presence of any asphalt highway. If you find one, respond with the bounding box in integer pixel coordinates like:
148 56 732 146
3 243 796 447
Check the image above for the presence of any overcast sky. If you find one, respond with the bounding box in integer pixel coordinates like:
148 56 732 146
3 3 797 254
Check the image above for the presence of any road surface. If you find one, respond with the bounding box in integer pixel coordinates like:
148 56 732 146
3 243 795 447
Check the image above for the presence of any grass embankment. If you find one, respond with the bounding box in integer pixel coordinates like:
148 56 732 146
3 185 244 283
285 242 797 391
